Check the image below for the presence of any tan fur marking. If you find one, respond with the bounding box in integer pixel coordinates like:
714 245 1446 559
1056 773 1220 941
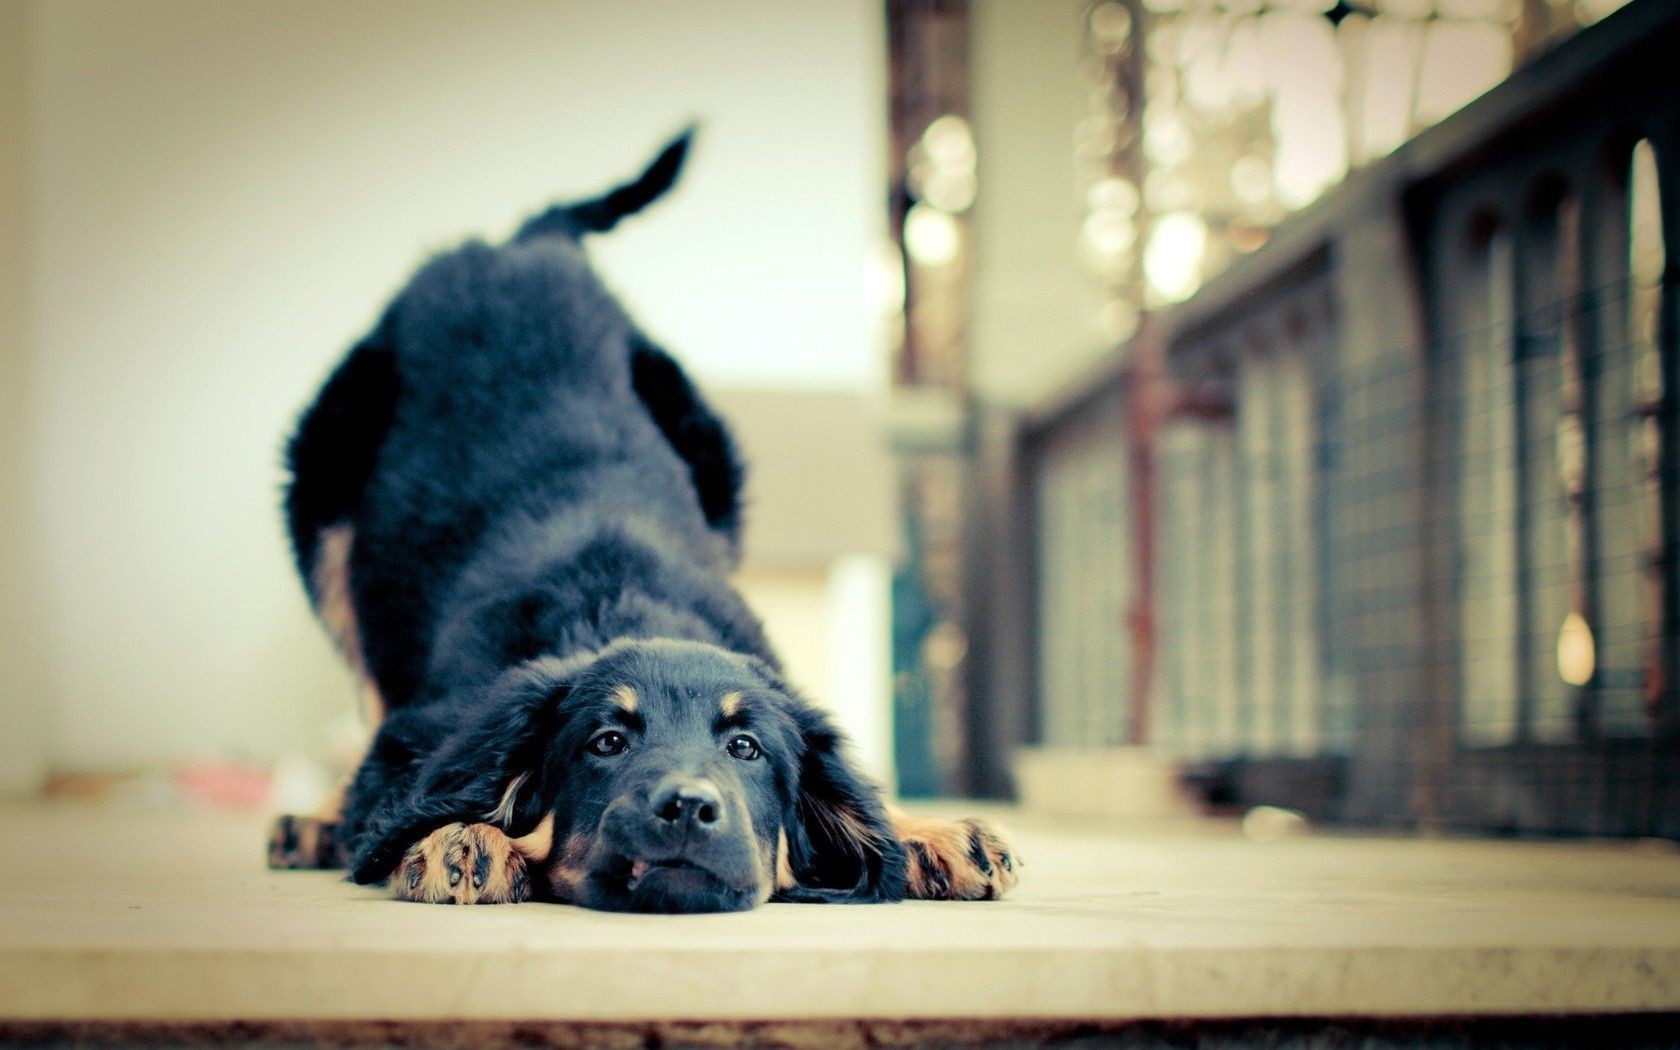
891 809 1019 901
749 823 786 903
612 684 639 713
815 800 887 851
719 690 744 718
487 772 530 828
391 823 531 905
774 827 796 892
546 831 594 902
267 814 340 870
275 524 380 873
313 525 364 670
357 681 387 733
511 813 555 862
312 524 388 731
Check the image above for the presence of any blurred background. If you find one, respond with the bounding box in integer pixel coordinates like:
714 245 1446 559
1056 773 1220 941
1 0 1673 841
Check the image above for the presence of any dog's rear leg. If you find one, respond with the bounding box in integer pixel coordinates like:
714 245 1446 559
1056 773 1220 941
267 813 344 870
271 328 399 870
310 523 388 733
267 524 388 871
630 337 745 554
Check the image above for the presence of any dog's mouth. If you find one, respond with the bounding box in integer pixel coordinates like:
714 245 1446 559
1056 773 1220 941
625 857 711 892
588 852 757 913
582 803 766 913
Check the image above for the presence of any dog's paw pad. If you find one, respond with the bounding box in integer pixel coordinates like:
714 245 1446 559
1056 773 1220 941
267 814 341 870
902 817 1019 901
391 823 530 905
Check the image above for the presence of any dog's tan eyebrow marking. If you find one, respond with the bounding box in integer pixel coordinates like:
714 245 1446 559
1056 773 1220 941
611 684 639 713
719 690 744 718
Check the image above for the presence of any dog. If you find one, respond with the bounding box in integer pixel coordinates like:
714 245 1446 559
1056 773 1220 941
266 130 1017 912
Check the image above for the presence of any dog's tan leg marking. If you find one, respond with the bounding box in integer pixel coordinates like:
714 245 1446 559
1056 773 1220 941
391 823 534 904
313 523 387 731
268 526 387 872
266 523 388 872
892 809 1019 901
510 813 555 863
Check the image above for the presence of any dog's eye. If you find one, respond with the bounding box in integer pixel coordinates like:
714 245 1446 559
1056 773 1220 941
588 730 628 757
726 734 761 761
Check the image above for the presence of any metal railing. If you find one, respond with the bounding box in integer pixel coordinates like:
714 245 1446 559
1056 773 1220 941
978 0 1680 835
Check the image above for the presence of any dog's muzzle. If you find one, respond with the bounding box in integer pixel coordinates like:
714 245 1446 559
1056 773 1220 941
585 779 765 913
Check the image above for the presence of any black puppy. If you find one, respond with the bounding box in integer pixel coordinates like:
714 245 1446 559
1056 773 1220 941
267 131 1016 912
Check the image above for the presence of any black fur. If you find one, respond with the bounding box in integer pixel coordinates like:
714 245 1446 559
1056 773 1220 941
282 131 904 911
282 318 398 596
513 126 694 241
630 334 745 548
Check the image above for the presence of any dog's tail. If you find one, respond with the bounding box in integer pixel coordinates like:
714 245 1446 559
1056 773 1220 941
513 125 695 243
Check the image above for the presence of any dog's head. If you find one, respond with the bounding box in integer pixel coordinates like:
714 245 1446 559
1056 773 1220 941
355 640 905 913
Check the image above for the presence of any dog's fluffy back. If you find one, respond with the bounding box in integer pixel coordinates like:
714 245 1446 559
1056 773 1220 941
285 131 751 709
350 236 733 705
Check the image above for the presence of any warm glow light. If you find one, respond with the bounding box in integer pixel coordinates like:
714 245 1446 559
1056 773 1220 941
1577 0 1634 23
1144 111 1193 166
1144 168 1194 212
1145 211 1207 303
1413 22 1512 126
919 169 977 214
920 115 975 173
903 203 960 268
1231 155 1273 205
1082 209 1136 260
910 114 977 214
1631 140 1665 288
1261 11 1347 208
868 240 906 317
1088 1 1134 53
1086 176 1139 217
1557 611 1596 687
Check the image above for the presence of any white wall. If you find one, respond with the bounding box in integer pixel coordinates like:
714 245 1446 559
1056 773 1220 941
740 558 894 786
16 0 887 772
0 3 51 792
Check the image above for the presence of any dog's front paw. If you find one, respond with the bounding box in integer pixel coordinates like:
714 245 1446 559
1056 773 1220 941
268 814 342 870
898 816 1019 901
391 823 531 904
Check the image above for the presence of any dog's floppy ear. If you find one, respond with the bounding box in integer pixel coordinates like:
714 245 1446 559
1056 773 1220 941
750 665 906 904
347 654 590 884
514 124 695 243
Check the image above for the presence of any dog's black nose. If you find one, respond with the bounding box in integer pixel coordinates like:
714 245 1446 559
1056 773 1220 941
651 777 723 830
